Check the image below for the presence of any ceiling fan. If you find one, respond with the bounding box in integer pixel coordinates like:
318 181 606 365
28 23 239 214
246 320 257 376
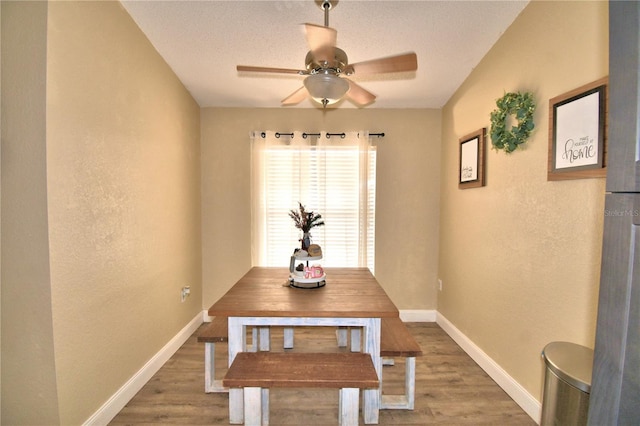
236 0 418 108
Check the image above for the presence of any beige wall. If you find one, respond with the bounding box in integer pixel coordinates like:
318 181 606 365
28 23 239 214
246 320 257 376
201 108 441 311
1 0 610 422
439 0 608 402
1 2 60 424
2 1 202 424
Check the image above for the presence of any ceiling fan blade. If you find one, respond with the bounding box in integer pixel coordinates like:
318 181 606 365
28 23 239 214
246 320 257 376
345 79 376 106
304 23 337 63
345 52 418 75
237 65 305 75
282 86 309 105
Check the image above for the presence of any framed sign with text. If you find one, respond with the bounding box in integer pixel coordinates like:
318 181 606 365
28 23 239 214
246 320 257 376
548 77 608 180
459 128 486 189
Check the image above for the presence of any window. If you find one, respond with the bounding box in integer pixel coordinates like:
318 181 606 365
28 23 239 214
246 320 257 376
251 131 376 272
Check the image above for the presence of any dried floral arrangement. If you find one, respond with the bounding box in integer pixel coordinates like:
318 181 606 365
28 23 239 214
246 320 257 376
289 202 325 234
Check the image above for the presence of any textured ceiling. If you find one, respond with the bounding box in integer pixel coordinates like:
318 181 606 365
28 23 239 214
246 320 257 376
121 0 529 109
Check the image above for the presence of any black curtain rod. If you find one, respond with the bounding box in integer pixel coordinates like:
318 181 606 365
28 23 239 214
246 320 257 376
259 132 385 139
325 132 346 139
275 132 294 138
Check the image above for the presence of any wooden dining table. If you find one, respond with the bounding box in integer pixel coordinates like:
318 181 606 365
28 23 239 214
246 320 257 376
208 266 399 425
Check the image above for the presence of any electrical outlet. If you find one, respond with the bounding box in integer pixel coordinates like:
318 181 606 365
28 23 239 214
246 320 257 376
438 279 443 291
181 286 191 302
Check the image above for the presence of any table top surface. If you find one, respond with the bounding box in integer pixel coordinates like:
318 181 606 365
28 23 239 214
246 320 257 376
208 267 399 318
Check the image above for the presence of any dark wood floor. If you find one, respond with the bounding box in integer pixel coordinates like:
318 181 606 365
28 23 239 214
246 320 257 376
110 323 536 425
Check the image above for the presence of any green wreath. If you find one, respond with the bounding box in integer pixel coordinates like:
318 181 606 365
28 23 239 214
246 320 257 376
490 92 536 153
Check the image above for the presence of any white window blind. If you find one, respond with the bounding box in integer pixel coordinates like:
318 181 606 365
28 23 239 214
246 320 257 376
251 131 376 272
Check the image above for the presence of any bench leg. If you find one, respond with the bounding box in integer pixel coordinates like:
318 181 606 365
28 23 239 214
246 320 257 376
283 327 294 349
380 356 416 410
243 387 263 426
230 388 244 423
339 388 360 426
204 342 229 393
204 342 215 393
405 356 416 409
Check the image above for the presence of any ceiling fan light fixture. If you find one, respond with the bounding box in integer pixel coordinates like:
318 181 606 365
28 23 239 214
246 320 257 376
236 0 417 108
304 73 349 107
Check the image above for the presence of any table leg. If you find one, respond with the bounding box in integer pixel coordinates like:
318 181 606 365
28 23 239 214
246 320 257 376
337 327 348 347
351 328 361 352
228 317 245 424
283 327 294 349
363 317 381 424
259 327 270 351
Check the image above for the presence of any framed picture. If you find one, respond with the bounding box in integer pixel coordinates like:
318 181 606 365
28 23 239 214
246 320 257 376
459 128 486 189
548 77 608 180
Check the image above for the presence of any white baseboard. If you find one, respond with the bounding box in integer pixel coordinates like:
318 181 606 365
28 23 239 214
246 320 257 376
436 313 541 424
203 310 213 322
83 312 204 426
399 309 436 322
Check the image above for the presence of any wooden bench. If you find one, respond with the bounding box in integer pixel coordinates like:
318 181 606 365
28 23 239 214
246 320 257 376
341 317 423 410
197 318 288 392
379 317 423 410
222 352 379 426
197 318 266 392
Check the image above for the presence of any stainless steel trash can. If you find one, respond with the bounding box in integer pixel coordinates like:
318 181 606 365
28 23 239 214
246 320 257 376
541 342 593 426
